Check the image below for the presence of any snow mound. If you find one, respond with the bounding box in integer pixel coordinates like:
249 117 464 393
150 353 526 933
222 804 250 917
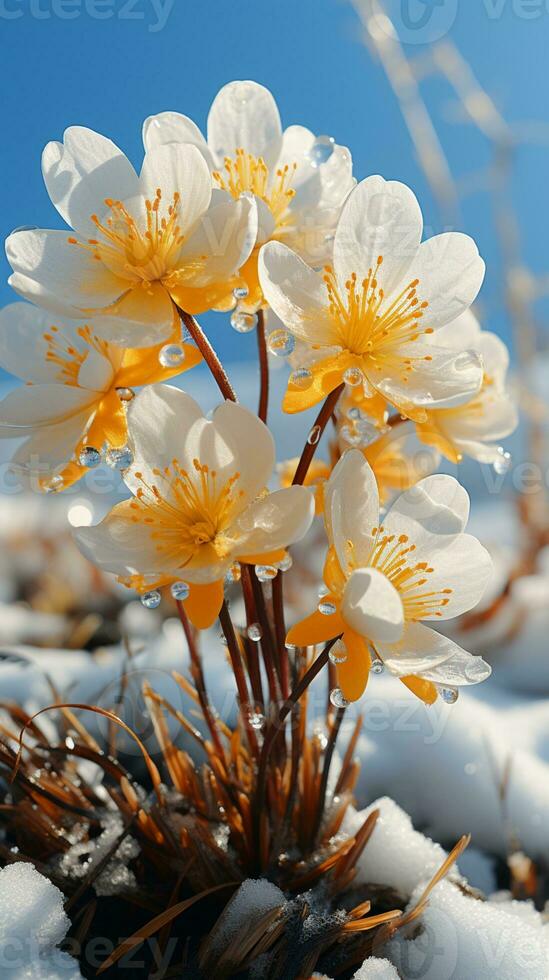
0 862 83 978
343 797 456 897
386 879 549 979
352 958 400 978
207 878 285 960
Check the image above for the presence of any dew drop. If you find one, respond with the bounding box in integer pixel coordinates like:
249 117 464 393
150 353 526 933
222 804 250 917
308 135 335 167
247 623 262 642
230 310 257 333
493 446 512 476
159 344 186 368
343 366 364 387
116 387 135 402
307 425 321 445
45 475 64 494
267 328 295 357
79 446 102 469
329 640 348 665
233 285 249 300
105 447 133 471
170 581 190 601
318 599 337 616
246 708 265 731
277 553 293 572
255 564 278 582
289 367 313 389
141 590 161 609
439 686 459 704
371 657 385 675
330 687 350 709
226 562 242 583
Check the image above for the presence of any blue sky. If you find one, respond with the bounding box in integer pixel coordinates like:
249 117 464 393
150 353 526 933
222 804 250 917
1 0 549 362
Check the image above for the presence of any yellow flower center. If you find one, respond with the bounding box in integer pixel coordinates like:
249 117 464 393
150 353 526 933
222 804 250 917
42 324 111 386
368 527 453 620
130 459 245 566
323 260 434 377
213 148 297 228
68 190 206 288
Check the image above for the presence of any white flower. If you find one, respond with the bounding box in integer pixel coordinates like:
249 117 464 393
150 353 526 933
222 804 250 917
0 302 201 490
75 384 315 629
287 451 492 703
143 80 355 306
6 128 258 347
259 175 486 417
416 310 518 463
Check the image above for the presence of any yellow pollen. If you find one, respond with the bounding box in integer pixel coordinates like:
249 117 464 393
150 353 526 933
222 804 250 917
367 528 453 621
213 147 297 226
130 459 245 566
322 260 431 378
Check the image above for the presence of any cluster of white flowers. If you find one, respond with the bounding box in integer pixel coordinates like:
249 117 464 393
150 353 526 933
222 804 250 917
1 79 519 703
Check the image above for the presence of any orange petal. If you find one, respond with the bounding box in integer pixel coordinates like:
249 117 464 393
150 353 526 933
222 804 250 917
184 580 225 630
286 598 345 647
400 675 438 705
237 549 287 566
337 630 371 703
87 389 127 448
282 351 357 415
117 342 202 388
168 281 238 315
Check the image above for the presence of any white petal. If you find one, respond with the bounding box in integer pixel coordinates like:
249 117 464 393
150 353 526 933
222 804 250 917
207 80 282 166
77 347 114 392
0 303 83 384
142 111 214 168
179 193 258 283
258 242 336 345
74 500 172 578
333 176 423 295
408 532 493 621
6 229 125 316
11 409 93 472
42 127 140 237
0 384 97 432
385 474 471 538
89 286 175 347
139 143 212 236
370 344 484 411
342 567 404 643
432 308 482 351
378 621 470 675
208 400 275 502
404 233 485 330
230 485 314 557
325 450 379 573
419 639 492 686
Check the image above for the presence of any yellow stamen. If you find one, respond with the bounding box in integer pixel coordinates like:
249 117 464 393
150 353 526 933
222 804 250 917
213 148 297 227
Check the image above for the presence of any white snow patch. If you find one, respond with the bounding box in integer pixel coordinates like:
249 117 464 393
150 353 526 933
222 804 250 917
352 958 400 979
207 878 286 960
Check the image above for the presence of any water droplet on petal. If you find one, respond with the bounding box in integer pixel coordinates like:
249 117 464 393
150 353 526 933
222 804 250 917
330 687 350 708
247 623 262 642
141 590 161 610
233 285 249 300
226 562 242 584
277 554 293 572
347 406 364 422
105 447 133 471
307 425 321 445
308 135 335 167
318 599 337 616
79 447 102 469
170 581 190 601
231 310 257 333
159 344 186 368
371 657 385 675
116 387 135 402
343 366 364 388
439 686 459 704
255 564 278 582
493 446 512 475
267 329 295 357
45 475 64 494
246 707 265 731
289 367 313 390
329 640 348 665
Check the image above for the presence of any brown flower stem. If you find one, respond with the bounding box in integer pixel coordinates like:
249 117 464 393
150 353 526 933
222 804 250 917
218 600 259 755
292 384 345 487
238 569 265 709
176 601 226 764
313 706 346 845
241 566 280 703
177 307 237 402
256 308 269 424
272 572 289 702
253 636 340 862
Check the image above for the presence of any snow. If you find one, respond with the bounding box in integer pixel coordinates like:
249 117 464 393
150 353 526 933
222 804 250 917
0 863 83 978
206 879 286 960
385 879 549 980
352 959 400 979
